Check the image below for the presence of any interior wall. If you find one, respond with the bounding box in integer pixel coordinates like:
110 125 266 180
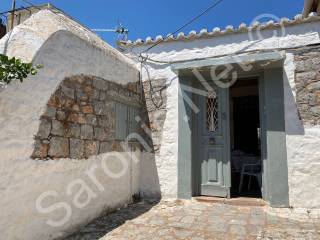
230 80 259 151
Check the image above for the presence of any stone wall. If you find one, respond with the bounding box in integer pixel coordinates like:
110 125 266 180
32 75 141 159
142 78 167 154
292 45 320 125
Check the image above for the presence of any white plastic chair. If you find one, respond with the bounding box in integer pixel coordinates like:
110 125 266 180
239 162 262 192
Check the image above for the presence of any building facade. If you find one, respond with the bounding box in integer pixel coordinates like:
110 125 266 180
0 2 320 240
121 11 320 209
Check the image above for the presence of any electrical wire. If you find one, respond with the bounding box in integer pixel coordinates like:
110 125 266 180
140 0 225 56
135 0 227 96
136 0 226 110
20 0 43 11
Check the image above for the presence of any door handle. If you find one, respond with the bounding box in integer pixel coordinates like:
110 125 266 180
209 137 215 144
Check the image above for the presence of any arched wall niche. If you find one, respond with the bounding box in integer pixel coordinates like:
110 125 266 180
32 74 143 159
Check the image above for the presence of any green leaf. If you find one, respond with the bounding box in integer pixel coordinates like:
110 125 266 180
0 54 43 84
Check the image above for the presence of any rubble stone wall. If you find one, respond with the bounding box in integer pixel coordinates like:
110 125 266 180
142 78 167 154
32 75 141 160
292 45 320 125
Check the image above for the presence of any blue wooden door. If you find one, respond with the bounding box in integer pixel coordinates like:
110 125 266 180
194 87 231 197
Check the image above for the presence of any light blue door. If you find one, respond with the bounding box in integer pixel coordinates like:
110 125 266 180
194 87 231 197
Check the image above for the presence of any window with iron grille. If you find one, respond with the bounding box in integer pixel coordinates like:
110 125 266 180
206 90 218 132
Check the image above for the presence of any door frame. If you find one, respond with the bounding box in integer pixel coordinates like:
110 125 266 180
177 70 289 207
191 75 263 198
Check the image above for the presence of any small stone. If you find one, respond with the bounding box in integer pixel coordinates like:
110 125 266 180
56 110 66 121
249 216 266 225
181 216 195 224
82 105 94 114
51 120 65 136
310 106 320 115
229 225 247 235
307 81 320 91
81 125 94 139
296 71 317 84
98 116 114 129
72 104 81 112
173 229 193 239
111 141 124 152
99 141 112 153
48 137 69 158
68 75 85 84
61 85 75 99
68 113 86 124
66 123 81 138
295 58 320 72
94 127 108 141
85 141 99 157
43 106 56 119
76 88 88 101
90 89 100 101
37 118 51 139
127 82 138 92
61 98 73 109
83 76 93 85
94 101 111 115
85 114 97 125
70 138 85 159
206 222 228 233
99 91 107 101
32 140 49 158
83 85 93 94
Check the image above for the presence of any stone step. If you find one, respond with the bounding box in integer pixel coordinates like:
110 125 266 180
193 196 267 207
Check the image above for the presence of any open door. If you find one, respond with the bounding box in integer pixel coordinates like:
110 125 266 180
194 86 231 197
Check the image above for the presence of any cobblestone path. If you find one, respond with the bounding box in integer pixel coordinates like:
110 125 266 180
65 199 320 240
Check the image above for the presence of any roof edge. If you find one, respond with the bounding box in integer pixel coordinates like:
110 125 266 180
120 12 320 48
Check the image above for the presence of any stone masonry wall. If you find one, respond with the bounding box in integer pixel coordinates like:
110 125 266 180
292 44 320 125
142 78 167 154
32 75 141 159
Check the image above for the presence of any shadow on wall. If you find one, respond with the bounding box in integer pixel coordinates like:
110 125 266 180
137 78 168 199
284 57 305 136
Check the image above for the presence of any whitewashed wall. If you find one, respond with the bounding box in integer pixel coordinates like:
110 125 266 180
0 10 145 240
127 20 320 208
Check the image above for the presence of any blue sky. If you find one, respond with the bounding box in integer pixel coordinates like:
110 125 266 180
1 0 305 45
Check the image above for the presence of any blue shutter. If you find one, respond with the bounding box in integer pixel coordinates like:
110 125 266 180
115 102 128 140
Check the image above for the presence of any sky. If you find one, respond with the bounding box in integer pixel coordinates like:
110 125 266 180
1 0 305 45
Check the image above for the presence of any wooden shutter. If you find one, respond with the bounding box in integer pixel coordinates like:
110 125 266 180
115 102 128 140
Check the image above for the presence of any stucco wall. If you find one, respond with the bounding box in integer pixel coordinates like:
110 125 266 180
126 20 320 208
0 10 147 240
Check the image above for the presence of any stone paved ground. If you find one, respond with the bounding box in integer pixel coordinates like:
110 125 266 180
65 199 320 240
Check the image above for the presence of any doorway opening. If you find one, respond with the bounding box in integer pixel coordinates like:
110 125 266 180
230 79 262 198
